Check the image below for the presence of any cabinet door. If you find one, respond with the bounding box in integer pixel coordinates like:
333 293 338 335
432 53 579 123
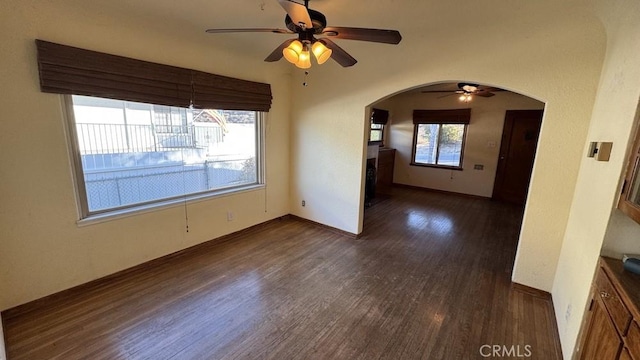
627 321 640 360
596 269 632 334
581 297 622 360
619 348 632 360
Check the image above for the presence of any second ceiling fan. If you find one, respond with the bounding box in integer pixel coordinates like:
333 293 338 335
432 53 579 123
422 83 504 102
205 0 402 68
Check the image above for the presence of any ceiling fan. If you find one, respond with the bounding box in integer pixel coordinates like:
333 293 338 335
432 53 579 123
205 0 402 68
422 83 503 102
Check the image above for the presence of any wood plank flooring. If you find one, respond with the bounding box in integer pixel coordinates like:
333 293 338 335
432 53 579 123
3 187 562 359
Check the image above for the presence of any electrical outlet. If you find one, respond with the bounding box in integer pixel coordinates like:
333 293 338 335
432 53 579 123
302 200 306 207
227 211 234 221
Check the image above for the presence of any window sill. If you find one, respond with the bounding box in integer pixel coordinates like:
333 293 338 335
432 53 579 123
76 184 265 227
410 162 463 171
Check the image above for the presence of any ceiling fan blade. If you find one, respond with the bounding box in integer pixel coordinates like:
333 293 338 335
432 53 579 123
264 39 296 62
437 93 458 99
321 39 357 67
478 86 503 92
322 27 402 44
277 0 312 29
421 90 455 93
475 91 495 97
206 28 292 34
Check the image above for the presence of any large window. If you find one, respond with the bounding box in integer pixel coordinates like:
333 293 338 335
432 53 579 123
411 109 470 170
68 95 262 217
36 40 272 219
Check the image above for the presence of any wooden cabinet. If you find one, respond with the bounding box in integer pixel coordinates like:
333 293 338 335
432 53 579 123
581 293 623 359
376 148 395 195
579 258 640 360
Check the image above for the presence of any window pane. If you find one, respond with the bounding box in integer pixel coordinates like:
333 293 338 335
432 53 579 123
71 95 259 213
437 124 464 167
370 129 383 141
414 124 439 164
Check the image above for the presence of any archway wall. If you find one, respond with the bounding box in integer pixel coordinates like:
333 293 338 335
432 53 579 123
289 3 606 292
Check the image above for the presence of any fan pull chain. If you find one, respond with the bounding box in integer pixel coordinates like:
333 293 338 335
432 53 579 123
302 71 309 87
184 201 190 233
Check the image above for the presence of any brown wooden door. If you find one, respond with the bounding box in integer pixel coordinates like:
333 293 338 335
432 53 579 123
492 110 543 204
580 296 622 360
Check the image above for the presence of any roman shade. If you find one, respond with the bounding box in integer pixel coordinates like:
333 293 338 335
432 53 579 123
35 40 272 112
191 70 272 112
413 109 471 124
371 108 389 125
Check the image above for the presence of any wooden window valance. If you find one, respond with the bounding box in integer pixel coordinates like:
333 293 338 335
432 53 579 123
413 109 471 124
371 108 389 125
35 40 272 112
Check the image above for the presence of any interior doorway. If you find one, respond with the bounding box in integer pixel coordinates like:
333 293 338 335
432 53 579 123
492 110 544 204
360 82 545 237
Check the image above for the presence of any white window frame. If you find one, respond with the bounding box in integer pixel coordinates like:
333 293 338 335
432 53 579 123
369 122 384 145
411 122 468 170
62 95 265 223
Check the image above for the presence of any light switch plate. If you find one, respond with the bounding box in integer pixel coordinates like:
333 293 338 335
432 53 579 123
596 142 613 161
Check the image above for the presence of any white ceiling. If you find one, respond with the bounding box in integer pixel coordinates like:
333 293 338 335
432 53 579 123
63 0 599 69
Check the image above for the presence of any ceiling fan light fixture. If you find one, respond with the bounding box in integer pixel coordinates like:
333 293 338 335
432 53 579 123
459 93 472 102
312 41 332 65
295 46 312 69
283 40 303 64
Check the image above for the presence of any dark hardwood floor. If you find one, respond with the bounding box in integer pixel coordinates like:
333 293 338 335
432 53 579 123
3 187 562 359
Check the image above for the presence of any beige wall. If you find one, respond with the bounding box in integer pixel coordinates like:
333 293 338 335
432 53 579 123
289 2 606 299
551 1 640 357
0 1 291 310
382 91 543 197
601 210 640 258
